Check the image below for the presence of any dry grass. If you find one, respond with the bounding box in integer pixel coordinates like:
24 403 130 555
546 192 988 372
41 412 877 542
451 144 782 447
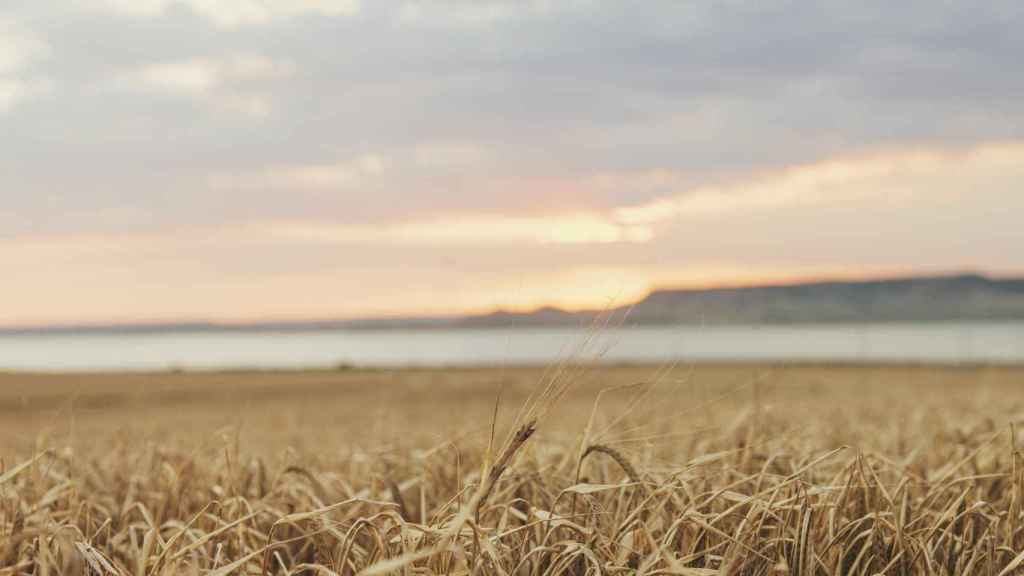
3 362 1024 574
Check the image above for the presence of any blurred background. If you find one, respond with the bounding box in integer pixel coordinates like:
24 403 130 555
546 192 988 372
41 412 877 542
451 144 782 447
2 1 1023 370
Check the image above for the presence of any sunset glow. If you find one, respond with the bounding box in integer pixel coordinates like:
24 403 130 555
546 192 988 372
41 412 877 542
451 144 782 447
2 3 1022 326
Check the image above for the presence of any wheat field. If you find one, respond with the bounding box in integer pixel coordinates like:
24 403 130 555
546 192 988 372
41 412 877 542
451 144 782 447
3 362 1024 574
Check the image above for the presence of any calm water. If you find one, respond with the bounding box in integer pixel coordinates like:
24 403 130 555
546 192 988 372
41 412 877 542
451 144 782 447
1 322 1023 372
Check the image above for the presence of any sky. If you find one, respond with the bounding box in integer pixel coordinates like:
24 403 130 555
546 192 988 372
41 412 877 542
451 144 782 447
2 1 1023 325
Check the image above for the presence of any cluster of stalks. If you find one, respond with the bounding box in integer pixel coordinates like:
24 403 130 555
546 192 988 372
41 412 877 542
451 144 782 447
3 362 1024 574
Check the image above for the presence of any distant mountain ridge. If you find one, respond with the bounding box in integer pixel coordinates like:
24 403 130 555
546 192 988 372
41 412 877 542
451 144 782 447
619 273 1024 325
459 273 1024 327
5 273 1024 334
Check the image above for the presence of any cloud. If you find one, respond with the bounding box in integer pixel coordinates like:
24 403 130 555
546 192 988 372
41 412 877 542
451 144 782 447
5 2 1024 323
396 0 590 27
265 212 653 246
124 54 291 114
257 141 1024 250
0 19 47 75
138 59 217 95
210 154 388 190
5 140 1024 323
413 142 489 168
136 55 290 93
612 142 1024 226
93 0 360 28
0 18 49 112
0 78 50 112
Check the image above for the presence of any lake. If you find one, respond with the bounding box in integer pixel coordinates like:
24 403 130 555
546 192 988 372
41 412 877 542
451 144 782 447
1 322 1023 372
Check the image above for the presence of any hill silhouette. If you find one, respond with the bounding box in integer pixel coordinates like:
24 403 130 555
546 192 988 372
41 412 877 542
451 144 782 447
5 273 1023 334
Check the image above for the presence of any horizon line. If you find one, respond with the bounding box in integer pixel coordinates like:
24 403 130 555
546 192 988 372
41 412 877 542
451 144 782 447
2 269 1019 333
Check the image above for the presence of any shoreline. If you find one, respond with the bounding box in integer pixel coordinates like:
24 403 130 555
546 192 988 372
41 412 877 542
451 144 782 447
3 357 1024 377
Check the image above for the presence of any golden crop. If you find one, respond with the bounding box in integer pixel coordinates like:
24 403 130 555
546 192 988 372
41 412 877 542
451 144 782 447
2 363 1023 574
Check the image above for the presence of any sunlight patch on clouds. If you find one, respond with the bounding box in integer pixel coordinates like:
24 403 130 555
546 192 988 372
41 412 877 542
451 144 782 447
484 266 652 313
93 0 360 28
125 55 290 116
0 18 49 112
267 213 653 246
613 142 1024 226
135 55 290 95
139 60 218 95
0 19 47 75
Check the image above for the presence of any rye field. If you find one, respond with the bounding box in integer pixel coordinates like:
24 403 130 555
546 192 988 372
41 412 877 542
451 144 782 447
2 363 1024 575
